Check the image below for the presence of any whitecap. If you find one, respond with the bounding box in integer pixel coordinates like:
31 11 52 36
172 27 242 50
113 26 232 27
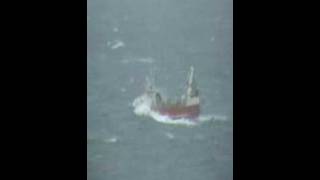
121 57 155 64
107 40 125 49
103 137 118 143
136 57 155 64
113 27 119 32
164 132 175 139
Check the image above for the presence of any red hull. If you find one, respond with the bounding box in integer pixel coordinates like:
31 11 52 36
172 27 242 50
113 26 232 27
153 104 200 119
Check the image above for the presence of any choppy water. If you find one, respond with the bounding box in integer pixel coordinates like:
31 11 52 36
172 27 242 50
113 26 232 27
88 0 233 179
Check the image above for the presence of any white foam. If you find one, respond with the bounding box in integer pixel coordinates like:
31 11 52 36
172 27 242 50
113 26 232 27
198 114 214 122
113 27 119 32
136 57 155 64
149 111 197 126
212 114 228 121
121 57 155 64
107 40 125 49
111 40 125 49
164 132 175 139
104 137 118 143
132 94 152 116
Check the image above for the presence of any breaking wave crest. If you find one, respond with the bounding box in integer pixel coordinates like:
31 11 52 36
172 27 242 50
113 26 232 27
132 94 227 126
121 57 155 64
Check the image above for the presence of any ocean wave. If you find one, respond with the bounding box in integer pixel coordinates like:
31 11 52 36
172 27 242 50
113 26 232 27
121 57 155 64
107 40 125 49
164 132 175 139
103 137 118 143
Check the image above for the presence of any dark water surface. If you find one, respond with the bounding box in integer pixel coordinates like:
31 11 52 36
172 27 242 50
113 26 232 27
88 0 232 179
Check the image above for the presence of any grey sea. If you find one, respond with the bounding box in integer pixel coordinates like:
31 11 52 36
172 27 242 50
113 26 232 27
87 0 233 180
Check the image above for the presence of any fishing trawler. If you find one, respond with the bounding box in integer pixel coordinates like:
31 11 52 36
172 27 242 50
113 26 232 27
136 66 200 120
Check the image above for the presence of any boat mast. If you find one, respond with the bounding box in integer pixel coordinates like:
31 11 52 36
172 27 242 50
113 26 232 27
184 66 200 106
187 66 195 97
187 66 194 93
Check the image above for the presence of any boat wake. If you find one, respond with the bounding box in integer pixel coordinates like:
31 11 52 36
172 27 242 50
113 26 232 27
132 94 226 126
